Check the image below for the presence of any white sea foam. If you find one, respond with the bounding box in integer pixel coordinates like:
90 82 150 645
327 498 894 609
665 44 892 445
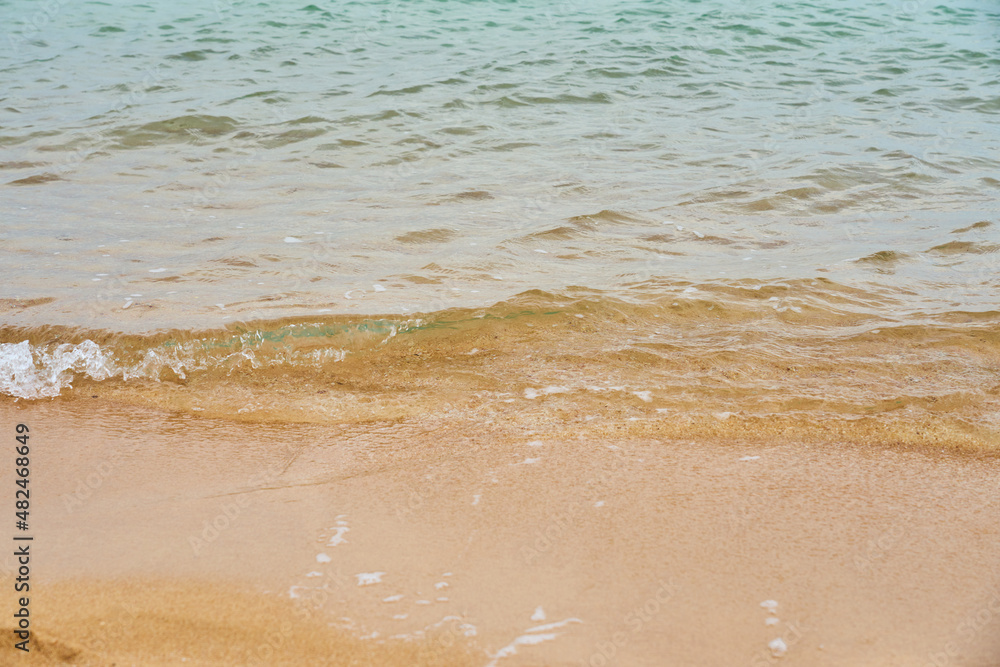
485 617 582 666
356 572 385 586
0 334 359 401
524 618 582 634
486 634 559 666
327 525 349 547
523 386 569 399
0 340 116 399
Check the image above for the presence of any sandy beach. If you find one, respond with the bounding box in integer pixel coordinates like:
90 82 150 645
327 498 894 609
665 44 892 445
3 1 1000 662
2 395 998 666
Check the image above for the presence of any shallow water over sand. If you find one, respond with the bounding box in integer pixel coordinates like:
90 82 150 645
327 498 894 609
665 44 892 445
1 291 998 450
1 0 998 330
3 1 998 426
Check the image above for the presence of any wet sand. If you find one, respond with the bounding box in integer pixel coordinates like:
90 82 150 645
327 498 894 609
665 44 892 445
2 398 998 666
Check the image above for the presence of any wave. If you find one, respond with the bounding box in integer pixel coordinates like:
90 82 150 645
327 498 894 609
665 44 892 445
1 289 997 451
0 339 115 399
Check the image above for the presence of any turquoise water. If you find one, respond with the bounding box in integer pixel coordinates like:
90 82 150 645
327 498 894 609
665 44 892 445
1 0 998 330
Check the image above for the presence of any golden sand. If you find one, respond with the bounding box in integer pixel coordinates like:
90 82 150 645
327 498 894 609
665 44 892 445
1 396 998 665
1 580 479 666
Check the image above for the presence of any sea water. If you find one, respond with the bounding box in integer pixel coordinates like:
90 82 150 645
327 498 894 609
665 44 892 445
0 0 997 427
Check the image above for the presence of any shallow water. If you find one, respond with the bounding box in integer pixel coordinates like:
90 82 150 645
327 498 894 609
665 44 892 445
1 0 998 435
